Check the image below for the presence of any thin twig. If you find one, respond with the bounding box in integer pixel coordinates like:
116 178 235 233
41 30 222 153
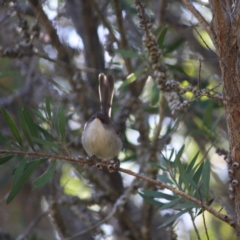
181 0 217 45
118 167 231 224
198 59 202 90
16 210 49 240
0 193 9 205
64 180 139 240
210 188 234 217
112 0 133 74
151 95 165 148
192 23 236 86
190 211 201 240
197 187 210 240
90 0 120 45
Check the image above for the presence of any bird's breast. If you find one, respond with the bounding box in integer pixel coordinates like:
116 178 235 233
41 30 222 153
82 118 122 159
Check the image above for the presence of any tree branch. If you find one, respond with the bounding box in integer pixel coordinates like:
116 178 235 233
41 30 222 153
64 179 139 240
0 149 233 225
181 0 217 45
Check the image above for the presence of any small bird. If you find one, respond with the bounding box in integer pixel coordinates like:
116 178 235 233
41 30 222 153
82 73 122 161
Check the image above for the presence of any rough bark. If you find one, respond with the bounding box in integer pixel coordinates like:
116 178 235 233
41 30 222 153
210 1 240 236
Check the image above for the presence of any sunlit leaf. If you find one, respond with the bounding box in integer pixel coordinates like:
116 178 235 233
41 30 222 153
119 69 146 90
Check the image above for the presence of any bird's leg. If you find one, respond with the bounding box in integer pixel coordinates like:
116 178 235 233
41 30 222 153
107 157 120 173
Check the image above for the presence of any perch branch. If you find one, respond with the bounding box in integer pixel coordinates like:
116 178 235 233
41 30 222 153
0 149 233 225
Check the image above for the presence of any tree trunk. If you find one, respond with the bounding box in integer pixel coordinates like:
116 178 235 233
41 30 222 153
211 2 240 236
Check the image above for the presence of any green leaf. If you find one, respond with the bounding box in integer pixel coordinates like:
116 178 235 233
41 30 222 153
7 157 27 203
22 107 38 138
139 192 165 207
153 26 163 37
54 107 61 137
119 69 145 90
115 49 139 58
158 209 190 228
196 198 214 216
150 81 160 106
36 125 56 141
203 101 214 128
174 145 189 190
211 114 222 130
0 155 14 165
0 132 12 148
7 158 48 204
142 190 176 201
1 108 23 149
59 108 66 142
45 97 52 120
192 162 204 186
33 162 57 190
202 159 210 201
148 162 167 171
19 111 35 151
157 174 174 185
157 26 168 49
186 151 200 174
165 64 187 75
32 109 46 122
12 158 48 175
172 202 199 210
163 38 185 55
32 137 60 149
158 198 181 211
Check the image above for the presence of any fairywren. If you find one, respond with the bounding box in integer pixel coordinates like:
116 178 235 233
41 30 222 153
82 73 122 160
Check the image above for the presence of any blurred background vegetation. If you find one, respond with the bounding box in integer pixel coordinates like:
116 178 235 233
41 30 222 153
0 0 235 239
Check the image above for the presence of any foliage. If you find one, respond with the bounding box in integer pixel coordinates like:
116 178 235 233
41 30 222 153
0 0 233 240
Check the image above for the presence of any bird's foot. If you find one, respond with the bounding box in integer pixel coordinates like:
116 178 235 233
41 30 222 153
107 157 120 173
